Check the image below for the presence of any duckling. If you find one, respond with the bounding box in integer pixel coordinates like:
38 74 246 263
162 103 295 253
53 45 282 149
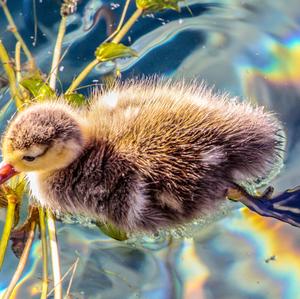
0 79 285 233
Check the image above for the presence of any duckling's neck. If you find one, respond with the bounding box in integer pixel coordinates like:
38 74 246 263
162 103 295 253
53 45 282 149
78 119 91 148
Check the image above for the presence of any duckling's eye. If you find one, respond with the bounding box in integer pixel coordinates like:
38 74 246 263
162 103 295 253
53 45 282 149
22 156 36 162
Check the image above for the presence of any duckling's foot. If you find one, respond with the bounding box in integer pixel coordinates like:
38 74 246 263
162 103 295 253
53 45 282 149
260 186 274 199
226 187 245 202
226 184 274 201
228 184 300 228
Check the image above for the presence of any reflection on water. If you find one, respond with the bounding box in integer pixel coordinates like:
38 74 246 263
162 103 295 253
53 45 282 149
1 0 300 298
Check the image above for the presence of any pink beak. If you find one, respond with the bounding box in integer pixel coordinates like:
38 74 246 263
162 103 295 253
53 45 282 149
0 162 18 185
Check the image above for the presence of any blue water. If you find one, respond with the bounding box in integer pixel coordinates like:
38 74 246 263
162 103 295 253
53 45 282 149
1 0 300 298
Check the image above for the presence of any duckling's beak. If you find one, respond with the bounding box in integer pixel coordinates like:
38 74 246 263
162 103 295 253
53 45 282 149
0 162 18 185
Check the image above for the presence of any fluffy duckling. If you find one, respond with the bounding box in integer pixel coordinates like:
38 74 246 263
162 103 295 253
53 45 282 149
0 79 285 232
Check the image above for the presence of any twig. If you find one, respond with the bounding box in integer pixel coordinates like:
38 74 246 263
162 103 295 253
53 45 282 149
0 41 23 108
65 7 143 94
0 1 35 70
45 41 73 86
3 220 36 299
39 207 48 299
47 257 79 298
65 258 79 297
49 16 67 90
0 192 18 270
104 0 131 43
46 209 62 299
69 82 101 91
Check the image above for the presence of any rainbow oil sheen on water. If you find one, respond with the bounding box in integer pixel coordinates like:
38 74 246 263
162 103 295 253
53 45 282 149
1 0 300 298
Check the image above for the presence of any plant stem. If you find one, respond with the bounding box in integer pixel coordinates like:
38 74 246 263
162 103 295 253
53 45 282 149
3 219 36 299
0 193 17 270
65 7 143 94
39 207 48 299
15 41 31 108
112 8 143 43
65 59 99 94
46 209 62 299
15 41 22 83
65 258 79 297
0 41 23 109
104 0 131 43
49 16 67 90
47 257 78 298
0 98 13 121
0 1 35 70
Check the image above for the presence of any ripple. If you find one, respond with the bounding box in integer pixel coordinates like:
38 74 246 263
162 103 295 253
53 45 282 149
1 0 300 298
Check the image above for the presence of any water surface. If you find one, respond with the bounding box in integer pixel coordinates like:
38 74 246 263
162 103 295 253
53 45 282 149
1 1 300 298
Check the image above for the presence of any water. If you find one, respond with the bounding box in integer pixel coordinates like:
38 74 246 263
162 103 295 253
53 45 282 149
1 0 300 298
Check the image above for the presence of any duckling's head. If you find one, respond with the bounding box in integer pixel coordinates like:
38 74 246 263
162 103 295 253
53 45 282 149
2 102 85 173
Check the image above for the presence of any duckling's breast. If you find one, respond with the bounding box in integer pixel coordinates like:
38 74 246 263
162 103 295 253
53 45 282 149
27 140 152 231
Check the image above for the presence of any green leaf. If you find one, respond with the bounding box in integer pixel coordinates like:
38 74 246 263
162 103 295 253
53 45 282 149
95 42 138 62
20 76 55 101
96 221 128 241
64 93 86 107
136 0 181 13
13 177 27 199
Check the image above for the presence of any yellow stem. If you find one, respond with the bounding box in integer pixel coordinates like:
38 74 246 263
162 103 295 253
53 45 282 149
65 7 143 94
0 194 17 271
0 98 13 122
39 207 48 299
15 41 31 108
49 16 67 90
15 41 22 83
3 220 36 299
104 0 131 43
112 8 143 44
65 59 99 94
46 209 62 299
0 41 23 109
0 1 35 70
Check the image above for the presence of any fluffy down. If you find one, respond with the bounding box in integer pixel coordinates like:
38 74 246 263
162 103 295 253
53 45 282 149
2 78 285 232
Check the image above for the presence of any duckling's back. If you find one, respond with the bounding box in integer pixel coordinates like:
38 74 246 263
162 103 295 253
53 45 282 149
90 79 284 182
84 79 284 230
